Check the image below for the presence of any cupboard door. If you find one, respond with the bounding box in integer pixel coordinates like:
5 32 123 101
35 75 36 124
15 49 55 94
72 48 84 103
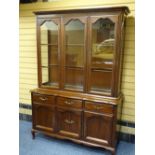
63 17 87 92
33 104 55 132
88 16 117 95
38 18 61 88
57 108 82 139
84 112 113 145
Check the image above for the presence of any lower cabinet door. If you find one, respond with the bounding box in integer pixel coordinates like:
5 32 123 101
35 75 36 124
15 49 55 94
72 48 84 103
57 108 81 139
84 112 113 145
33 104 55 132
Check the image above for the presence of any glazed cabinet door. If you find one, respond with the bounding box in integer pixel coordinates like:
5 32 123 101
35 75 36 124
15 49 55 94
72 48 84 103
32 104 55 132
57 108 82 139
84 112 113 146
62 17 87 92
38 17 61 88
87 16 118 96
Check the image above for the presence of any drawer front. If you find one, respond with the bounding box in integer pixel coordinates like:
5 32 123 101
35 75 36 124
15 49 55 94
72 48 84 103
85 101 113 114
57 97 82 109
57 108 81 139
32 93 55 105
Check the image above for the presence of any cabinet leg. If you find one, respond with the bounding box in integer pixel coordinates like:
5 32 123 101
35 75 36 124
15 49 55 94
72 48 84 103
111 149 116 155
31 130 35 139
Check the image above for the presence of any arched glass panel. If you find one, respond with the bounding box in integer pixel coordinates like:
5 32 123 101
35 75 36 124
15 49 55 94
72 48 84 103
92 18 115 69
90 18 115 94
40 21 59 88
40 21 58 44
64 19 85 91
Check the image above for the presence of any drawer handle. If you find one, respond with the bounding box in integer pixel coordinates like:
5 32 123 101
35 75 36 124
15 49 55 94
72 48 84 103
39 97 47 101
95 105 103 110
65 101 73 105
64 119 75 124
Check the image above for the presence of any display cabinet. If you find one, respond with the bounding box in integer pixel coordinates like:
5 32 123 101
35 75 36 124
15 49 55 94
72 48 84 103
31 6 129 155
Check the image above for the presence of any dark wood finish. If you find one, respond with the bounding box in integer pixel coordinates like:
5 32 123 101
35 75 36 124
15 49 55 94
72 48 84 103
32 104 55 132
31 6 129 155
111 150 116 155
84 112 113 145
87 15 118 96
34 6 130 15
31 130 35 139
57 97 82 109
85 101 113 114
57 108 82 139
32 93 55 105
31 128 116 152
63 17 87 92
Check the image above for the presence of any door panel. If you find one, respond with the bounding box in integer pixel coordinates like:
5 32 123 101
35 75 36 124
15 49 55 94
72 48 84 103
33 104 55 132
88 16 118 95
39 18 61 88
84 112 113 145
62 17 87 92
57 108 82 139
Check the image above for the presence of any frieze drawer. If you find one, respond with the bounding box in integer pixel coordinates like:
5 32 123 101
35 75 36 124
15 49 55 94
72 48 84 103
32 93 55 105
57 97 82 109
85 101 113 114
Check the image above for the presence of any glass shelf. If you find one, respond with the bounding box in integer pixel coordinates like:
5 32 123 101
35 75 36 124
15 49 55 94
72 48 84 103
64 84 83 91
91 68 112 71
42 82 59 87
65 66 84 69
65 44 84 46
42 64 59 68
90 87 111 95
41 44 58 46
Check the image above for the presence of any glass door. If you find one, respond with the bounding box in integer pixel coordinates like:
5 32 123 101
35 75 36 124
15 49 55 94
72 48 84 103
88 16 117 95
63 17 86 91
39 18 60 88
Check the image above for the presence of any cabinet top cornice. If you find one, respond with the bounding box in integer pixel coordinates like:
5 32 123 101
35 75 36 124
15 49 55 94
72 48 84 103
34 6 130 15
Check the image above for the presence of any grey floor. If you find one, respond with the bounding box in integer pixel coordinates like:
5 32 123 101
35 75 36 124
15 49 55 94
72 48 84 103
19 121 135 155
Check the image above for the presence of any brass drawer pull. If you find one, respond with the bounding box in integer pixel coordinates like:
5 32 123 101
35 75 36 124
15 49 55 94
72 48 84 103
64 119 75 124
65 101 73 105
39 97 48 101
